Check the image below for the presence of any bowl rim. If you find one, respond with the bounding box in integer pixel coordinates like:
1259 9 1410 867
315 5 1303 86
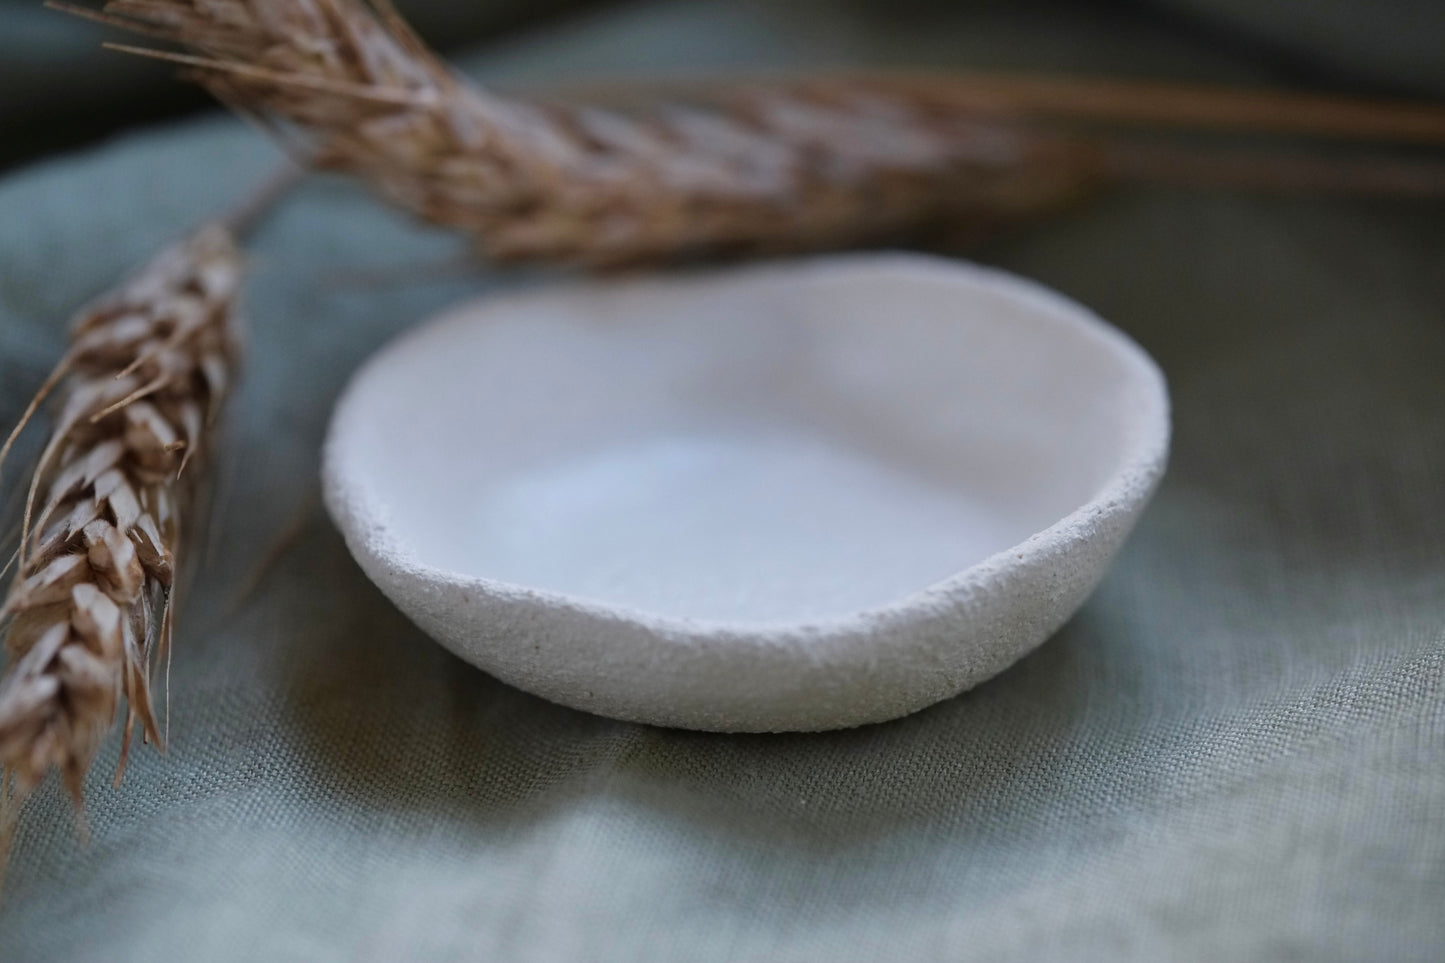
323 251 1171 643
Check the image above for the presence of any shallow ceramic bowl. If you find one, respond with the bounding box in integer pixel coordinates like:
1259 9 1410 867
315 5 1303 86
323 254 1169 731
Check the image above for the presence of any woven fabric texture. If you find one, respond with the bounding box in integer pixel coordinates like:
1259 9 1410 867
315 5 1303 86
0 2 1441 960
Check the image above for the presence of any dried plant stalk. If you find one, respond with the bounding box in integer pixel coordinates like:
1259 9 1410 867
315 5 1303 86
0 225 242 812
80 0 1445 267
83 0 1107 266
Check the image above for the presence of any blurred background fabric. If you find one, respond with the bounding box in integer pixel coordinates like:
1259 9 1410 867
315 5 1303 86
5 0 1445 171
0 1 1442 961
1142 0 1445 94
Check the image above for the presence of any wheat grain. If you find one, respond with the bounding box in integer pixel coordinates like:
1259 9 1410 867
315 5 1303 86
83 0 1104 266
80 0 1445 268
0 225 242 818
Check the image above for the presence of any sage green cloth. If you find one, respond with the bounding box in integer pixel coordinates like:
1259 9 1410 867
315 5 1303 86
0 2 1442 960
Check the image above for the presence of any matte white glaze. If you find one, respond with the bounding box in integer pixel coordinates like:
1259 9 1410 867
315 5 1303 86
323 254 1170 731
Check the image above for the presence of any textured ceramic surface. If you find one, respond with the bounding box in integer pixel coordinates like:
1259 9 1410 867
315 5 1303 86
323 254 1170 731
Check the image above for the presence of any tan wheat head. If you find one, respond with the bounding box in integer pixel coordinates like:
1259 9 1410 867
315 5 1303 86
0 225 242 822
75 0 1109 266
73 0 1445 268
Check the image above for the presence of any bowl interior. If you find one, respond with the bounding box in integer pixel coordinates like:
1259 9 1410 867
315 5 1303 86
339 257 1149 624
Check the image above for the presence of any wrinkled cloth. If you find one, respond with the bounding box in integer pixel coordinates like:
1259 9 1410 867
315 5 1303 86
0 1 1442 960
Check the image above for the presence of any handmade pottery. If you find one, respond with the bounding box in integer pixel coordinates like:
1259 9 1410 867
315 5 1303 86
323 253 1170 731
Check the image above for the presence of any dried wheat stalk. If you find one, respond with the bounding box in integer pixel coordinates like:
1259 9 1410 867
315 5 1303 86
0 224 243 825
73 0 1445 268
69 0 1106 265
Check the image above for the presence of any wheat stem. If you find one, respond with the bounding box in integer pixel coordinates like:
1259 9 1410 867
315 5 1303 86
83 0 1105 265
0 170 294 859
0 226 241 809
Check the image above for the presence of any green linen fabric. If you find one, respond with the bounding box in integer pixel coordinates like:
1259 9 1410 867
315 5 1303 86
0 1 1441 960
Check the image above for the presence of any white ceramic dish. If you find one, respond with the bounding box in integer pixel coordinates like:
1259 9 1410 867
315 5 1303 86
323 253 1169 731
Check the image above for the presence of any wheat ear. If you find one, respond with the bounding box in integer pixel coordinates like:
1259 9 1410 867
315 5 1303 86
78 0 1105 266
0 224 242 839
77 0 1445 267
